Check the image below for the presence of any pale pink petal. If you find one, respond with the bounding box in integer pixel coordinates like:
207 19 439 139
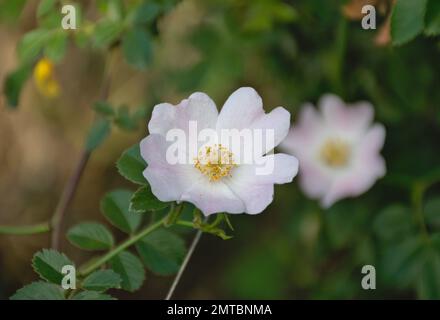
320 125 386 208
249 107 291 155
185 92 219 130
280 104 324 155
216 87 264 130
148 101 186 136
140 134 199 202
298 162 333 199
148 92 218 136
180 179 245 215
321 154 385 208
357 124 386 157
224 154 299 214
319 94 374 137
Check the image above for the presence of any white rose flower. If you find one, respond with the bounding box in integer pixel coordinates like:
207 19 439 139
140 87 299 215
281 94 386 208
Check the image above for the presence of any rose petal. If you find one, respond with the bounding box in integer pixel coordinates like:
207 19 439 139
224 154 299 214
280 103 324 155
148 92 218 137
181 179 245 215
320 125 386 208
140 134 199 202
216 87 264 130
319 94 374 138
249 106 291 155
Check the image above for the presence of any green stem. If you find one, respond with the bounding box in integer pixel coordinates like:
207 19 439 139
165 214 209 300
50 48 115 250
176 220 194 228
412 182 429 240
0 222 50 235
79 218 165 276
165 203 183 226
50 149 90 249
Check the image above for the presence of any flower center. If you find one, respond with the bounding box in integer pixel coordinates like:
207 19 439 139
319 138 350 168
194 144 236 181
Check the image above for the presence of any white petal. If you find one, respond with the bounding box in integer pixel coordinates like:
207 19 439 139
148 100 186 136
249 107 291 155
319 94 374 138
216 87 263 130
320 124 386 208
321 155 385 208
280 104 324 155
140 134 199 202
186 92 219 130
298 162 333 200
224 153 299 214
357 124 386 156
148 92 218 137
181 179 245 215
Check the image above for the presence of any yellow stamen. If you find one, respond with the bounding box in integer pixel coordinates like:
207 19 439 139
194 144 236 181
319 138 350 168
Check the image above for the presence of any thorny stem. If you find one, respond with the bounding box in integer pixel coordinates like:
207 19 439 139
50 51 114 250
50 150 90 249
0 222 50 235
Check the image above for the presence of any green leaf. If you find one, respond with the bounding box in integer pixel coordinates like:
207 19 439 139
32 249 74 284
417 248 440 299
425 197 440 230
85 118 111 151
67 222 114 250
132 2 161 25
130 186 170 213
44 32 68 63
103 0 125 21
110 251 145 292
37 0 56 18
10 281 65 300
82 269 121 291
116 144 147 184
122 28 152 69
133 105 148 120
0 0 27 22
381 236 424 288
3 64 32 108
93 101 115 116
373 204 414 241
39 9 63 29
391 0 428 45
101 189 142 234
71 291 115 300
93 19 124 48
114 105 137 130
18 29 50 63
425 0 440 35
136 229 185 276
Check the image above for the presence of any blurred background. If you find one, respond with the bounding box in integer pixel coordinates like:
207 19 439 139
1 0 440 299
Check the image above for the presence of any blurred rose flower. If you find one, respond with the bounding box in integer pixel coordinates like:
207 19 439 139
281 94 386 208
140 87 299 215
33 58 60 98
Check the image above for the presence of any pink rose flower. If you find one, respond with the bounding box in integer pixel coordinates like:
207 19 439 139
281 94 386 208
140 87 299 215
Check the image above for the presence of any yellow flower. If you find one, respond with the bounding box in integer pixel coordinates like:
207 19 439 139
33 58 60 98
